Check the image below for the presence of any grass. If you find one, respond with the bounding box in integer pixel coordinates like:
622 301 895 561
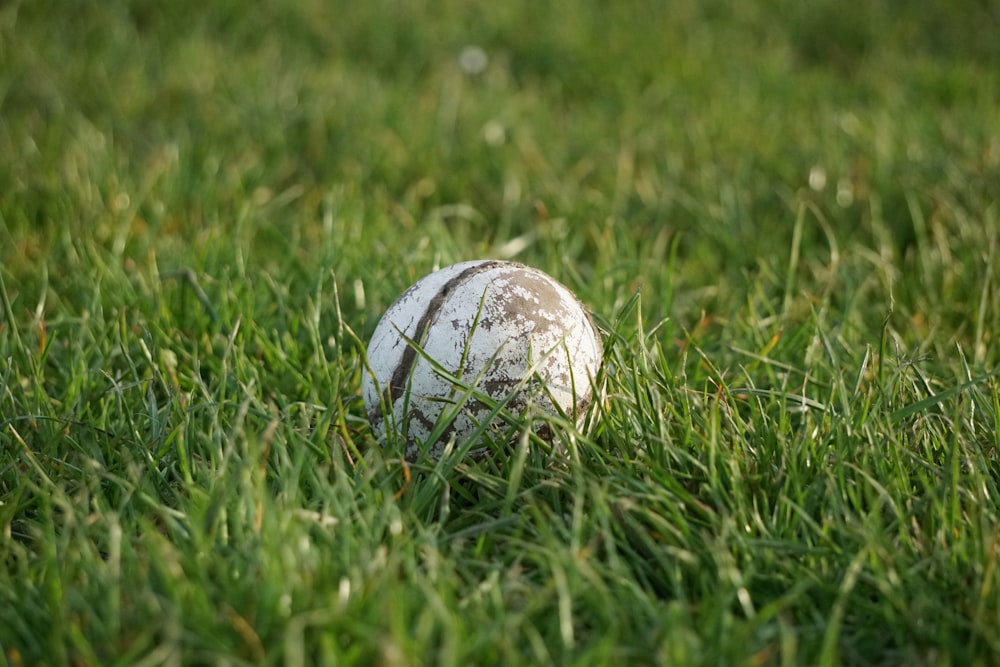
2 0 1000 664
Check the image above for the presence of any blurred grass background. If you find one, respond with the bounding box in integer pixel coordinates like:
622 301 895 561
3 0 999 331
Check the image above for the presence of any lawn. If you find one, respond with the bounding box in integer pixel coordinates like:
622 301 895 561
2 0 1000 664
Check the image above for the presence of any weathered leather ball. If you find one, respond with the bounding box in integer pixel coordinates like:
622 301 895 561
363 260 603 460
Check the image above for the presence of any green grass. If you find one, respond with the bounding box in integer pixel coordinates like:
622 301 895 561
2 0 1000 664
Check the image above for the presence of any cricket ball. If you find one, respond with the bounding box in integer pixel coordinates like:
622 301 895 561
362 260 603 460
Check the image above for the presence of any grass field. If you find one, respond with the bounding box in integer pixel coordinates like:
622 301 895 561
3 0 1000 664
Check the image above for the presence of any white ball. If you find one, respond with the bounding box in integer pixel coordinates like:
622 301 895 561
363 260 603 460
